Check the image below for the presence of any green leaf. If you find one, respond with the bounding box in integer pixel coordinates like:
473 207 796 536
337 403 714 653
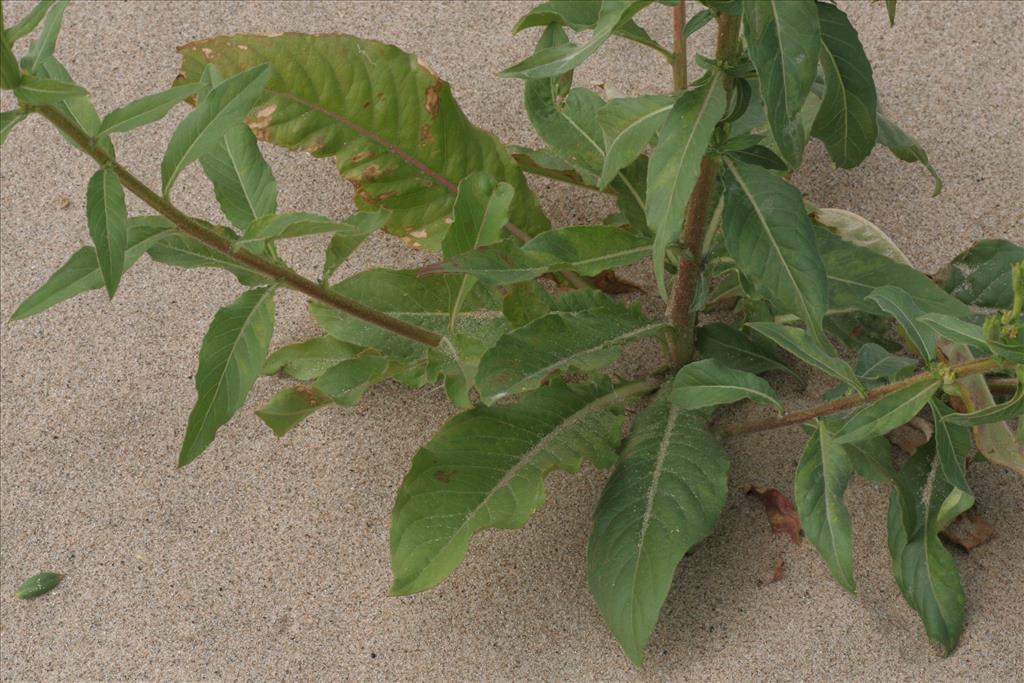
938 239 1023 311
179 287 276 466
835 380 940 445
502 281 555 328
390 378 629 595
256 385 331 437
502 1 652 79
725 144 787 171
442 172 514 331
846 435 897 484
18 0 65 73
588 394 729 665
887 442 970 654
508 144 596 189
243 210 385 244
885 0 897 26
811 207 910 264
14 74 86 104
15 571 62 599
684 8 714 37
598 94 674 189
147 232 269 287
513 0 667 55
722 159 828 342
263 336 362 381
795 420 856 592
696 322 795 378
648 73 727 299
943 368 1024 427
321 212 390 282
670 358 782 413
814 227 968 319
310 269 505 360
743 0 820 168
32 56 113 155
427 226 650 285
85 167 128 298
161 63 271 197
96 83 201 136
930 399 973 494
876 109 941 196
866 285 937 360
747 322 863 392
917 313 987 350
314 354 391 405
177 34 549 250
811 2 877 169
475 298 667 403
198 124 276 232
10 218 174 320
854 343 917 382
5 0 57 44
0 109 26 145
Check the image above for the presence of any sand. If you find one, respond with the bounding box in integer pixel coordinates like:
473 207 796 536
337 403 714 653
1 1 1022 680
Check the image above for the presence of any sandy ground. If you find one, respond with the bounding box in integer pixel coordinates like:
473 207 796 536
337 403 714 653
1 1 1022 680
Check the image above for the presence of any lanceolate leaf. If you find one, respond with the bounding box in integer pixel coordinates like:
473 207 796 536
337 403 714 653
4 0 57 44
442 173 514 330
854 343 918 382
722 159 828 342
696 322 795 378
812 2 877 169
256 385 332 437
598 94 674 189
11 217 174 320
13 75 86 105
747 322 862 392
917 314 987 350
321 212 391 283
811 208 910 265
180 286 276 466
938 239 1024 311
835 380 940 445
670 358 782 413
96 82 202 136
262 336 362 381
929 399 972 494
876 109 942 196
243 211 386 243
502 1 653 79
310 269 505 359
943 368 1024 427
743 0 821 168
475 299 667 403
33 56 114 156
390 378 630 596
200 124 277 231
0 109 25 145
795 420 856 592
177 33 550 249
314 354 391 405
648 73 727 299
588 394 729 665
513 0 663 54
18 0 66 73
161 63 271 197
427 227 651 285
147 232 270 287
887 443 971 654
85 167 128 298
866 285 937 360
814 228 968 319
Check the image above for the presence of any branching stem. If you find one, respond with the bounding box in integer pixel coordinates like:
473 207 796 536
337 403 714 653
28 104 444 347
716 357 1009 437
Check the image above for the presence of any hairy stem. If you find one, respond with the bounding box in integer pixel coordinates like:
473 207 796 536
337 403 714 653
667 12 742 366
672 0 687 91
28 104 444 347
716 357 1009 437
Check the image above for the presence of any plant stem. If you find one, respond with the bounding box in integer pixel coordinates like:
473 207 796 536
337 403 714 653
716 357 1009 437
28 103 444 347
666 11 742 366
672 0 687 92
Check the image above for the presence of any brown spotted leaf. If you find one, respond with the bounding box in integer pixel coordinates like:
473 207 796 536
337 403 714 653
177 33 550 250
748 485 802 544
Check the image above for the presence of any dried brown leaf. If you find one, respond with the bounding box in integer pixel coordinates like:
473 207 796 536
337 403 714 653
747 485 802 544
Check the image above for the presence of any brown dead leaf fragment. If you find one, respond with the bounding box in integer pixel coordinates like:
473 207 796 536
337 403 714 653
590 270 645 295
769 558 786 584
940 510 994 551
747 486 802 544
